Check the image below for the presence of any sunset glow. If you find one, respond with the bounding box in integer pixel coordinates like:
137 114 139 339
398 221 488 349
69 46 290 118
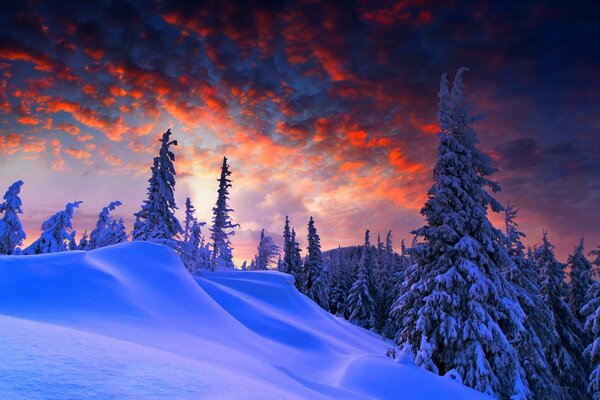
0 0 597 263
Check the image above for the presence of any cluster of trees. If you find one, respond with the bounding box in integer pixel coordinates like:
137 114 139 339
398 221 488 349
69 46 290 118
0 129 239 273
1 70 599 399
244 69 600 399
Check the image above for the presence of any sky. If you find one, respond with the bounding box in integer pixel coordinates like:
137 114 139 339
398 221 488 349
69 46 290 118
0 0 598 263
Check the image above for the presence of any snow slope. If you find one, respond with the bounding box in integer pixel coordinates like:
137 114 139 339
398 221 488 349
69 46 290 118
0 242 484 399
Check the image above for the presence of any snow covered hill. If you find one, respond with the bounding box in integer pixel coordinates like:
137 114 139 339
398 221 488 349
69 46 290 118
0 242 484 399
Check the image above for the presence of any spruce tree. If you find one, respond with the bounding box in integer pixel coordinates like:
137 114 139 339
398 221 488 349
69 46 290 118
503 204 561 399
24 201 82 254
536 232 588 399
391 69 526 398
281 216 293 274
183 198 206 243
254 229 280 270
78 230 89 250
567 238 594 324
210 157 239 270
583 282 600 400
180 197 208 273
290 228 303 289
89 201 127 249
281 217 304 285
132 129 183 245
327 246 350 317
348 230 376 330
303 217 328 308
0 180 26 254
374 230 394 333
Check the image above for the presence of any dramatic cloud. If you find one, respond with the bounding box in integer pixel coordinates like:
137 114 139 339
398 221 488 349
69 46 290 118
0 0 598 261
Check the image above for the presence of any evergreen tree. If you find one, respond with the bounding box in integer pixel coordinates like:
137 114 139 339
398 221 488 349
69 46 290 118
210 157 239 270
348 230 376 330
0 180 26 255
536 232 588 399
180 197 208 273
280 216 304 285
327 246 350 317
78 230 89 250
589 245 600 276
567 238 594 324
503 204 562 399
386 231 393 255
290 228 303 289
183 198 206 243
254 229 280 270
373 232 395 335
391 69 526 398
132 129 183 245
281 216 293 273
24 201 82 254
303 217 328 308
583 282 600 400
68 231 78 251
89 201 127 250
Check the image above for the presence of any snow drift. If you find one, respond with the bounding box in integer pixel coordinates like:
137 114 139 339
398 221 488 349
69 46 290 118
0 242 483 399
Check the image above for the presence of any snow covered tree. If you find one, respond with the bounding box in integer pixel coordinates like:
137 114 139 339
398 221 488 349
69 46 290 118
210 157 239 270
303 217 328 308
391 69 526 398
24 201 82 255
386 231 393 255
280 216 304 285
183 198 205 243
0 180 26 255
535 232 588 399
327 246 351 317
280 216 293 273
591 246 600 268
567 238 594 324
78 231 89 250
68 231 78 251
254 229 280 270
290 228 303 289
583 282 600 400
503 204 562 399
88 201 127 250
179 197 209 273
132 129 183 245
348 230 376 330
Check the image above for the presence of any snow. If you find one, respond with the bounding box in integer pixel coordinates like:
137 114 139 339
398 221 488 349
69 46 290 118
0 242 484 399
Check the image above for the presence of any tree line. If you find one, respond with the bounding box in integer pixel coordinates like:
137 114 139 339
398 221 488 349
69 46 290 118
1 68 599 399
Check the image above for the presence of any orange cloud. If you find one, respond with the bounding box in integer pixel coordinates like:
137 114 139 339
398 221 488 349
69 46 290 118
55 121 80 136
50 139 64 171
64 147 93 159
0 133 21 154
21 137 45 153
17 115 41 125
388 147 426 173
40 97 124 141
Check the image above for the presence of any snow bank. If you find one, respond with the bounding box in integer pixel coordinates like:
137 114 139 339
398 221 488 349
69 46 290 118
0 242 484 399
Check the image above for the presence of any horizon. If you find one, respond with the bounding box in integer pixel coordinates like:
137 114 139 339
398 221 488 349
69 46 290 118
1 0 598 263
